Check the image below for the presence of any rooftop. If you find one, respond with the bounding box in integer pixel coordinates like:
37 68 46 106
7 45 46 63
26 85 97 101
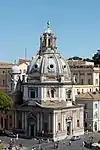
35 101 82 109
0 62 13 69
18 58 30 65
76 92 100 100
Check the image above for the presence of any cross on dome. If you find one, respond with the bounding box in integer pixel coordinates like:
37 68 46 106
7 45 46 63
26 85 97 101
47 21 50 29
45 21 52 34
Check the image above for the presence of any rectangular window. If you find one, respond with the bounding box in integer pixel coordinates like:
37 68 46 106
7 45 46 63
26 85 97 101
96 79 98 85
95 103 97 109
77 120 80 127
88 79 91 85
80 79 84 85
30 90 35 98
3 80 4 86
28 87 38 98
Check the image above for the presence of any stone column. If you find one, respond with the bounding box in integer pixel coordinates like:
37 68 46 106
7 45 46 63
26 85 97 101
53 112 56 134
61 113 63 131
3 118 5 129
77 72 80 84
22 112 24 129
8 115 10 129
12 112 14 128
85 72 87 84
15 111 17 128
37 113 39 132
40 113 42 131
25 112 27 130
58 87 61 101
48 114 51 132
70 121 72 135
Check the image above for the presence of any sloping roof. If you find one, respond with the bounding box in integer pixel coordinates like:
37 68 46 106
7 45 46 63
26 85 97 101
18 59 30 65
35 101 82 109
76 92 100 100
0 62 13 69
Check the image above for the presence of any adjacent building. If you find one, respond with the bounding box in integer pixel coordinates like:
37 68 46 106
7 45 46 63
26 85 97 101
76 92 100 132
68 60 100 95
10 22 84 141
0 62 13 93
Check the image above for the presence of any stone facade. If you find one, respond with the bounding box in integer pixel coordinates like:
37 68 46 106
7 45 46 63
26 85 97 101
10 22 84 141
68 60 100 95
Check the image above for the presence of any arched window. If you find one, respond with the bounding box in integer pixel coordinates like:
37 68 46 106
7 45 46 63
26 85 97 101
48 38 51 47
51 89 55 98
23 69 26 73
58 123 61 130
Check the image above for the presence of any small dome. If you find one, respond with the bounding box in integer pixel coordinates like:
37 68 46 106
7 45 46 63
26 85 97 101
12 65 20 74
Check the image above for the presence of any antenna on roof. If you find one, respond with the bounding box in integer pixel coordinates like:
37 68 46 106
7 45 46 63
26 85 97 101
25 48 27 60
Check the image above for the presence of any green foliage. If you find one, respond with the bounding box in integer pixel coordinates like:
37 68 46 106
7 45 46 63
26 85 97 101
0 92 13 110
0 144 3 150
68 56 82 60
83 58 93 62
92 50 100 65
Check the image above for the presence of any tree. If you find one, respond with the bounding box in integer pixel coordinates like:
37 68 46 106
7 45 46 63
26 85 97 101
68 56 83 60
83 58 93 62
0 92 13 110
92 50 100 65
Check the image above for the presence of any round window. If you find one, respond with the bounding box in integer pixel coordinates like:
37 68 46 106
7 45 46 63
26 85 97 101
34 64 38 69
64 65 66 68
50 64 54 68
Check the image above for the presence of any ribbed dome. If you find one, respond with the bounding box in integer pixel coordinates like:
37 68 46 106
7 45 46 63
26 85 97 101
28 22 71 82
12 65 20 74
29 53 71 80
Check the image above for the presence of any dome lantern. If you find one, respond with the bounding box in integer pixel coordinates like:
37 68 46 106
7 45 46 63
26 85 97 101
39 21 57 54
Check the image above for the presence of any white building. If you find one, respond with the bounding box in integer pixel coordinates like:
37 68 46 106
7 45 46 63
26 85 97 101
9 59 30 92
76 92 100 132
10 22 84 141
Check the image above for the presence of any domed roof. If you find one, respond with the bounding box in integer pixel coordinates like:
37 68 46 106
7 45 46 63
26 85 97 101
29 53 71 80
12 65 20 74
28 22 71 82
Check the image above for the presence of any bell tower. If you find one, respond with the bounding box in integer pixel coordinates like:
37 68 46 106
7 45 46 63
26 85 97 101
39 21 57 54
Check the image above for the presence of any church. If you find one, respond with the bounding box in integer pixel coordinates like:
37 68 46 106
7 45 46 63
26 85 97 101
10 22 84 141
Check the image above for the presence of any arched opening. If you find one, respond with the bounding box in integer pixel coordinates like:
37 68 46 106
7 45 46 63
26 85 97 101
48 38 51 47
51 89 55 98
58 123 61 131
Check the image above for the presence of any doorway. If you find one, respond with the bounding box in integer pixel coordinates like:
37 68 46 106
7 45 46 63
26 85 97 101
67 122 71 135
30 124 35 137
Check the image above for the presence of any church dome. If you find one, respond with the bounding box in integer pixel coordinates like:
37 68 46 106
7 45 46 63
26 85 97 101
12 65 20 74
28 22 71 82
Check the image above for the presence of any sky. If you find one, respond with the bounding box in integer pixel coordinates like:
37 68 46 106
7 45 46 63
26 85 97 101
0 0 100 63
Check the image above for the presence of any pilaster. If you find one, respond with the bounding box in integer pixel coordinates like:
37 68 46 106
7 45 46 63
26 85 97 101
22 112 24 129
48 114 51 132
40 113 42 131
37 113 39 132
15 111 17 128
25 112 27 130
